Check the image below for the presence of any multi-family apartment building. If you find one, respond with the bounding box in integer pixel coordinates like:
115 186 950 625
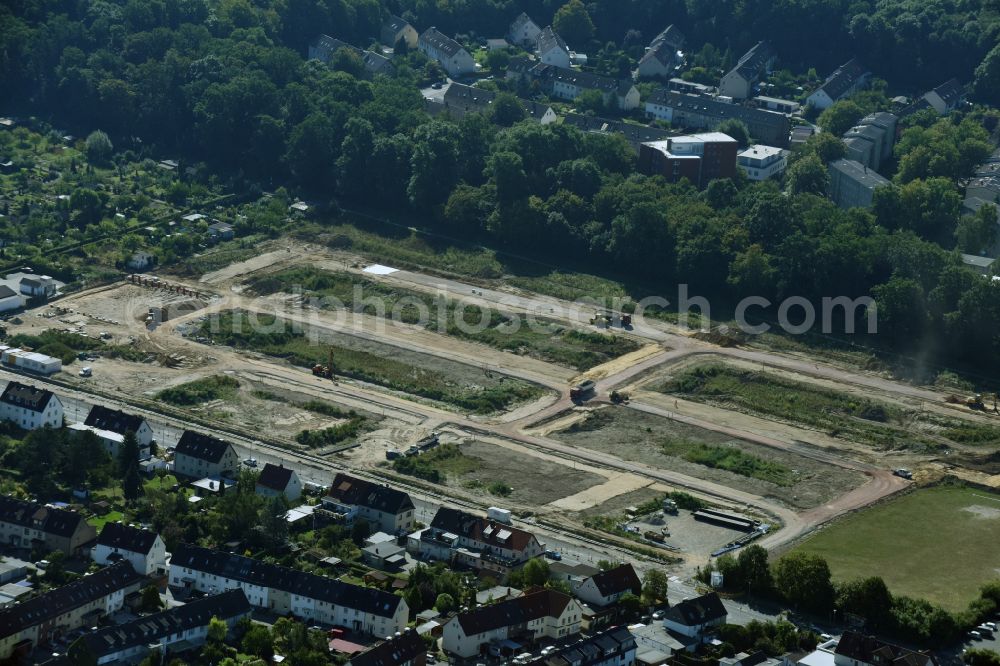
169 545 408 637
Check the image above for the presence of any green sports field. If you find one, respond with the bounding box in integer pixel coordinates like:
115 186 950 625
793 485 1000 611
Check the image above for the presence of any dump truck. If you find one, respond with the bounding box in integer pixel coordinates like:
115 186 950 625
570 379 596 400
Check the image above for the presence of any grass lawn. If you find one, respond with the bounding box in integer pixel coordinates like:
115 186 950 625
88 510 124 529
793 486 1000 611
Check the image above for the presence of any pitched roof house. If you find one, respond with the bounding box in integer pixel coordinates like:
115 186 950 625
562 113 673 152
0 561 143 660
806 58 871 110
172 430 239 479
663 592 727 643
637 25 686 79
84 405 153 446
69 589 251 665
834 631 939 666
508 12 542 49
0 381 62 430
442 588 583 658
255 463 302 502
537 26 571 68
525 625 637 666
381 15 419 50
0 286 20 313
510 61 640 111
718 41 774 99
92 522 167 575
0 494 96 555
309 35 394 76
415 507 545 580
419 27 475 78
438 83 558 124
169 544 408 637
348 628 427 666
323 473 415 533
573 563 642 607
923 78 966 114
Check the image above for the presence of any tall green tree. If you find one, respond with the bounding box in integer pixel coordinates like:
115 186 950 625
553 0 595 44
119 431 143 502
85 130 114 164
642 569 668 604
772 552 835 615
787 154 829 195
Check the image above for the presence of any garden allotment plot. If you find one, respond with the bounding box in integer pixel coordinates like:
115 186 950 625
793 485 1000 611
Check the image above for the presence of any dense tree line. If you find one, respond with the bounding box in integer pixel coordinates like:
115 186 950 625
700 545 1000 648
2 0 1000 376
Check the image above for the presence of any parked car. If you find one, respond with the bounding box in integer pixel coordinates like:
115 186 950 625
544 550 562 561
969 630 982 640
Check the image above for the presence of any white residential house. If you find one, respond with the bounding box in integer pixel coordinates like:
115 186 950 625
718 41 774 99
0 287 20 313
572 563 641 608
545 66 640 111
255 463 302 502
84 405 154 448
0 562 142 660
323 473 416 533
442 589 583 658
636 25 686 79
68 423 136 460
18 275 57 298
0 381 62 429
508 12 542 49
922 78 965 114
663 592 727 644
806 58 871 110
172 430 239 479
381 15 418 50
169 545 408 638
69 590 251 665
537 27 571 68
91 522 167 576
737 144 787 180
419 27 476 78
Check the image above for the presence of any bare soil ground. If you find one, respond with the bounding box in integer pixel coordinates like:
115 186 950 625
545 406 866 510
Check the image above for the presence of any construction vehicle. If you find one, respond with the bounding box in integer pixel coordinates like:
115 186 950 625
610 390 629 404
312 348 335 379
590 310 632 328
644 530 666 543
570 379 596 400
947 393 986 410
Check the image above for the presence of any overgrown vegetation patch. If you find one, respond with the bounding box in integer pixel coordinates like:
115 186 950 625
661 437 795 486
249 267 639 370
659 363 1000 450
158 375 240 405
196 310 544 414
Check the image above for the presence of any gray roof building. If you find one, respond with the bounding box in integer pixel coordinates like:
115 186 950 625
828 158 890 209
309 35 394 75
69 589 251 663
645 89 790 146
